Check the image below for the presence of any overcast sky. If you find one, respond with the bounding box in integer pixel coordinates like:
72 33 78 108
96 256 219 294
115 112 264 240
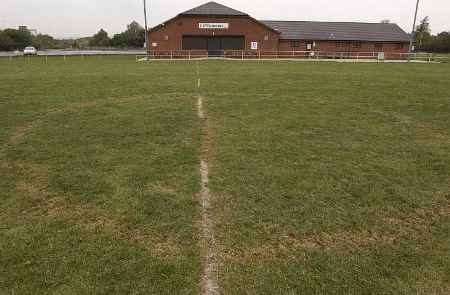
1 0 449 38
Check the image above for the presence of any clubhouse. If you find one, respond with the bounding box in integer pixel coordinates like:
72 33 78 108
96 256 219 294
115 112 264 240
148 1 410 56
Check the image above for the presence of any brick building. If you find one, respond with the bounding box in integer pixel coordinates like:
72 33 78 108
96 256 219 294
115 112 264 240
148 2 410 56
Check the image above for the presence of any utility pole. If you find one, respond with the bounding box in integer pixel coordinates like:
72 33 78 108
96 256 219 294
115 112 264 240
143 0 149 57
409 0 420 56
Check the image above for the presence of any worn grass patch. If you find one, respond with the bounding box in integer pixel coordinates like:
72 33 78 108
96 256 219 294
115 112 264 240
0 57 202 294
201 61 450 294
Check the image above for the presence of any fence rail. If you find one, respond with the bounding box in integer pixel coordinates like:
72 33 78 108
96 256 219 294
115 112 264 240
1 50 446 63
136 50 445 62
0 50 145 58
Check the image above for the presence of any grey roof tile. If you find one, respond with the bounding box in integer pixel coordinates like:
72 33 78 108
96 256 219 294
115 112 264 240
262 21 410 42
180 1 248 16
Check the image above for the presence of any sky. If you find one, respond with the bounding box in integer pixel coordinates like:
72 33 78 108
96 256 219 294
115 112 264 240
0 0 449 38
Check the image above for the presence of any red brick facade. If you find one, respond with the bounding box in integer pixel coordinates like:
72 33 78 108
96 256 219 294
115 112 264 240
278 40 408 53
148 14 409 56
149 16 279 51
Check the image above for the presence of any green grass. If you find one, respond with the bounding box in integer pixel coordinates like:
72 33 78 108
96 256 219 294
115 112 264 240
201 61 450 294
1 56 449 294
0 56 201 294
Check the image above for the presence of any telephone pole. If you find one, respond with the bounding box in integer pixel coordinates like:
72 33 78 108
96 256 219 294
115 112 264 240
143 0 149 56
409 0 420 55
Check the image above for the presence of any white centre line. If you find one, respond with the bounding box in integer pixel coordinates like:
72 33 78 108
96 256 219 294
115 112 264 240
196 62 220 295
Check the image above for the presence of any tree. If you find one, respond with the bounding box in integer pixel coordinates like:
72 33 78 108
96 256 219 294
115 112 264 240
89 29 111 47
32 34 56 50
111 33 127 47
0 30 16 51
124 21 145 48
110 21 145 48
415 16 431 48
432 31 450 52
2 28 33 50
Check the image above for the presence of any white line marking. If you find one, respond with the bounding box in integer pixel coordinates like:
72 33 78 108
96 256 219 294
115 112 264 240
196 61 220 295
197 95 205 119
199 159 220 295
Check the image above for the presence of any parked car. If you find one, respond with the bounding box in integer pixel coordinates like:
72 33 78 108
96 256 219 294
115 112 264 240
23 46 38 56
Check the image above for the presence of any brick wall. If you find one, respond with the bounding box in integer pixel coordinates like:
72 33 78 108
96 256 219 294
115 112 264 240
149 15 279 51
149 15 409 57
279 40 409 53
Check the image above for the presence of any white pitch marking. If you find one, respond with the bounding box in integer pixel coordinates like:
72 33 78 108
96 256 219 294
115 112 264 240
196 61 220 295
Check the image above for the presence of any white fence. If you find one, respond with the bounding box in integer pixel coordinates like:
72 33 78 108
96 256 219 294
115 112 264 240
1 50 446 63
136 50 445 62
0 49 145 58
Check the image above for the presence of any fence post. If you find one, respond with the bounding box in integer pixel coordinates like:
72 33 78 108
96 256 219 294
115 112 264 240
258 51 261 60
45 55 48 64
241 50 244 60
189 50 191 60
170 50 173 59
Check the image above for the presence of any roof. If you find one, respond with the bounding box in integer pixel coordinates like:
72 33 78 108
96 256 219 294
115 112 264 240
180 1 248 16
261 21 410 42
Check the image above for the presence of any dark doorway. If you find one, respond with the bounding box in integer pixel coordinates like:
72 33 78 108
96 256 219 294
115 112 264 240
182 36 207 51
207 37 222 56
182 36 245 56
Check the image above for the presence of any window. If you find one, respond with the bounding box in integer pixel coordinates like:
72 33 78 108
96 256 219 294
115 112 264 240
336 41 347 48
396 43 404 50
291 41 301 48
352 41 362 48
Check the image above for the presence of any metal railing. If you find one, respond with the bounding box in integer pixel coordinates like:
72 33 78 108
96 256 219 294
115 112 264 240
1 50 445 63
135 50 445 62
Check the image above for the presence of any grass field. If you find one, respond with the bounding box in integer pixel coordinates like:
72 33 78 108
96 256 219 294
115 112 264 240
1 56 449 294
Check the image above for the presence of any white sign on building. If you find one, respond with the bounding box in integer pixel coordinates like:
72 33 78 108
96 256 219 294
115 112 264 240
251 42 258 50
199 23 229 29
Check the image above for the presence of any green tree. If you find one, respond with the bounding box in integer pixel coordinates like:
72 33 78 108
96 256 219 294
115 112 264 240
2 28 33 50
89 29 111 47
111 33 127 47
124 21 145 48
432 31 450 52
32 34 56 50
415 16 432 49
110 21 145 48
0 30 16 51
